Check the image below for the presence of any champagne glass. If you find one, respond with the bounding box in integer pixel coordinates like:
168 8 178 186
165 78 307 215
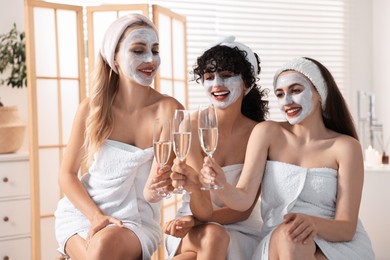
172 110 192 194
153 119 172 199
198 104 223 190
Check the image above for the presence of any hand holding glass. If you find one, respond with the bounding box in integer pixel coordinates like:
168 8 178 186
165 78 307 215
153 119 172 199
172 110 192 194
198 104 223 190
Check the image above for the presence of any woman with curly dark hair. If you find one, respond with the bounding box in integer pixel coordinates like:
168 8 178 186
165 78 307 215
162 36 268 259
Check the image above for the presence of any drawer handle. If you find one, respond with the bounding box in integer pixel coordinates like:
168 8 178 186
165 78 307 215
2 177 8 183
3 216 9 222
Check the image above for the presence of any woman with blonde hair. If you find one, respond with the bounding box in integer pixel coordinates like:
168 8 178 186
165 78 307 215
55 13 183 260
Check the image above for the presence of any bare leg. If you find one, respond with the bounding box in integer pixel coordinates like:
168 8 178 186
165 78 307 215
315 247 327 260
269 223 318 260
171 251 197 260
173 223 230 260
65 226 142 260
65 235 87 260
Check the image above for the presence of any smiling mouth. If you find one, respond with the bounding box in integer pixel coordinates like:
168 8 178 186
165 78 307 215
139 68 154 76
285 107 301 117
212 90 230 99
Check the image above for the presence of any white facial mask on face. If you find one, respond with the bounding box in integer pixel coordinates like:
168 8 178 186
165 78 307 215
118 28 160 86
203 73 244 109
275 73 314 124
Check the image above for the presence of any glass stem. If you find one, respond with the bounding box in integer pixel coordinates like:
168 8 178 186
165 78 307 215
208 154 215 186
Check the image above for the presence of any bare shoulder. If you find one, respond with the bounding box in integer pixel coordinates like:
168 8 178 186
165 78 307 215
333 133 363 164
157 94 184 113
334 134 362 153
252 120 284 136
247 120 285 147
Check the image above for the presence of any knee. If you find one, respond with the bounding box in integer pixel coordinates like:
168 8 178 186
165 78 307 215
271 224 299 252
271 223 315 255
88 232 118 253
200 224 230 247
272 223 291 244
87 229 138 258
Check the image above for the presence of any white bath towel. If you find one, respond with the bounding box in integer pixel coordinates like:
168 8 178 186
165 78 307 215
253 160 375 260
166 164 262 260
55 140 161 260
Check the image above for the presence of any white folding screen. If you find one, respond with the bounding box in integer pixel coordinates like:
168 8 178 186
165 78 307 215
25 1 85 259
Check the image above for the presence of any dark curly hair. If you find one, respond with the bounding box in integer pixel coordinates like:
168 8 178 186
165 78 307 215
193 45 268 122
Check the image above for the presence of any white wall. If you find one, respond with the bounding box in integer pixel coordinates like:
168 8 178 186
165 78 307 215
349 0 390 154
0 0 28 152
349 0 372 117
373 0 390 154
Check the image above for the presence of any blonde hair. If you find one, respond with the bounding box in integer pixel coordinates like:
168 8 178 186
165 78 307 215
83 20 156 165
84 55 119 165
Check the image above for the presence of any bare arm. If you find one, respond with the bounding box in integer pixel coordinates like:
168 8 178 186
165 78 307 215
314 136 363 241
208 184 261 224
58 99 106 222
171 158 261 224
171 151 214 221
285 136 364 243
201 122 270 211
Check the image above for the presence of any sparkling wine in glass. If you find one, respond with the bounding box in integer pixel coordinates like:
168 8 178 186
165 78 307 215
198 104 223 190
153 119 172 198
172 110 192 194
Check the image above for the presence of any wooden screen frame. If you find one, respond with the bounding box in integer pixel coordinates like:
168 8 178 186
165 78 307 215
25 0 85 259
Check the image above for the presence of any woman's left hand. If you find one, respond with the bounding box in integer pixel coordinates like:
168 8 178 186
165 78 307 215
149 164 173 193
283 213 317 244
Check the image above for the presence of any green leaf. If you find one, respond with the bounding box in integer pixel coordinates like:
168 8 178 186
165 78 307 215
0 23 26 89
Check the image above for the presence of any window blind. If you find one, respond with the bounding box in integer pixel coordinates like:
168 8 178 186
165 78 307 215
152 0 350 121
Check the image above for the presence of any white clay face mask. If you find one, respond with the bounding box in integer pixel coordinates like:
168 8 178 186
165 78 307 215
275 73 313 124
117 28 160 86
203 73 244 109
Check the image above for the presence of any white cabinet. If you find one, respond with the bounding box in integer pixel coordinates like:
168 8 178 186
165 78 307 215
0 152 31 260
360 165 390 260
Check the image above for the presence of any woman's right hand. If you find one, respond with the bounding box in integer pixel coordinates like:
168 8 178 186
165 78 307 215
200 156 227 188
171 158 201 193
163 215 195 238
86 213 123 245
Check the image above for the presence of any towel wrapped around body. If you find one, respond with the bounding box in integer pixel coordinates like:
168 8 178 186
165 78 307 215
55 139 161 260
166 164 262 260
253 160 375 260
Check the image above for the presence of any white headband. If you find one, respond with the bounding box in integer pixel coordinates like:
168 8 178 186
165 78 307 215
100 13 158 74
210 36 259 95
273 57 327 110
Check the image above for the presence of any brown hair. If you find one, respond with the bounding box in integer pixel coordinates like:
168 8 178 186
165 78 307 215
305 57 358 140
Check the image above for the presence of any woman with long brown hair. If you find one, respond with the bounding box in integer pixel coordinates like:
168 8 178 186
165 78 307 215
201 57 375 259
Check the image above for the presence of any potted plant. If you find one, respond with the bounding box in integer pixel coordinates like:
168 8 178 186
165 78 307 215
0 23 26 154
